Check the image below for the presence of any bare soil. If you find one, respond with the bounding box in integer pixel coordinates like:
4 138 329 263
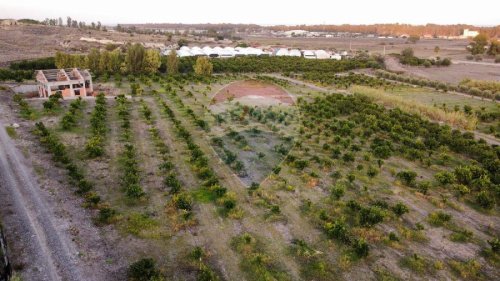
212 80 295 105
385 56 500 84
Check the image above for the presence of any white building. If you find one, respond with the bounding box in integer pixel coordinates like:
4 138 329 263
330 53 342 60
274 48 290 56
202 46 218 57
219 47 236 58
462 29 479 38
190 46 206 56
302 50 316 59
314 50 330 59
284 30 309 37
289 49 302 57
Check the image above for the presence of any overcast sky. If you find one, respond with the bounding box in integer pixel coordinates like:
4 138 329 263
2 0 499 26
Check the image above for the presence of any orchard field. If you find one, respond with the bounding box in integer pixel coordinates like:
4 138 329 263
3 69 500 281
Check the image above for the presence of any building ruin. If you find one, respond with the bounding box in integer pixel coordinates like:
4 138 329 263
35 68 93 98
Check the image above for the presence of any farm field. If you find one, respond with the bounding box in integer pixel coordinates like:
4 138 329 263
1 70 499 281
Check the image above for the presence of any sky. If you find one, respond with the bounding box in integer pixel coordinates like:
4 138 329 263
1 0 499 26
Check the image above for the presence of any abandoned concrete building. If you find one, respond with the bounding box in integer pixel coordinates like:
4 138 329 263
35 68 93 98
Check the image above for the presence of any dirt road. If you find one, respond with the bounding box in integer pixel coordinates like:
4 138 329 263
0 115 86 280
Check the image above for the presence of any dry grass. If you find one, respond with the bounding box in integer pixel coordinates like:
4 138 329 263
350 85 478 130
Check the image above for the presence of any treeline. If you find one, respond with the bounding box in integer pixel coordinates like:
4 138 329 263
397 48 451 67
54 44 160 75
52 46 379 76
0 57 55 82
271 23 500 38
179 56 380 73
0 69 32 82
41 16 105 31
9 57 55 70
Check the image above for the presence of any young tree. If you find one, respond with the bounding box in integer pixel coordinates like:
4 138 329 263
408 35 420 44
488 39 500 56
434 46 440 56
470 33 489 55
166 50 179 75
401 47 414 58
194 56 213 77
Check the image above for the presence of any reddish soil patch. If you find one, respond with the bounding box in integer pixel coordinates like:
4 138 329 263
213 80 294 105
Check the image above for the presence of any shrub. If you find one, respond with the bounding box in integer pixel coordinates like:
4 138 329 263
353 238 369 258
416 181 431 195
391 202 409 217
359 206 385 227
476 191 495 209
324 219 351 244
450 229 473 242
449 259 481 279
396 170 417 187
85 135 104 157
330 182 346 200
427 211 451 227
127 258 161 281
367 166 379 178
400 254 430 275
96 207 116 225
434 171 456 185
488 238 500 253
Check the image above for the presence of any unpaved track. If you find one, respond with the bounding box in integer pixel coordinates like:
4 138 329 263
0 117 85 280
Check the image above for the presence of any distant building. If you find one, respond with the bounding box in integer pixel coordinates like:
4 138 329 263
36 68 93 99
288 49 302 57
302 50 316 59
462 29 479 38
284 30 309 37
314 50 330 59
274 48 290 56
330 53 342 60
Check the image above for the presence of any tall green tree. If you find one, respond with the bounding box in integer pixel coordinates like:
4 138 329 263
126 43 145 74
194 56 213 77
143 49 161 74
86 48 101 73
166 50 179 75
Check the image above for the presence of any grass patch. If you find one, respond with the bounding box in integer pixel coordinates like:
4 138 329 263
400 253 435 276
448 259 482 280
450 229 474 243
5 126 17 138
191 188 216 203
427 211 452 227
289 239 335 280
122 212 159 238
231 233 290 281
